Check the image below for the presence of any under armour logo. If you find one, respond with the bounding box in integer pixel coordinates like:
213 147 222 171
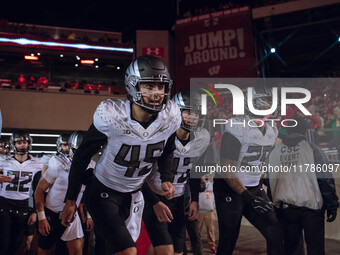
142 47 164 58
146 48 160 55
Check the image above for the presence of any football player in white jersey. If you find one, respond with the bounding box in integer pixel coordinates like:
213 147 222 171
0 130 43 255
61 56 181 255
143 89 210 255
0 138 12 183
35 131 94 255
56 134 70 156
41 134 70 180
213 87 284 255
21 133 63 255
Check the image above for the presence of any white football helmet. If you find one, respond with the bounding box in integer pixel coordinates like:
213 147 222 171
56 134 70 155
245 86 277 118
68 131 85 160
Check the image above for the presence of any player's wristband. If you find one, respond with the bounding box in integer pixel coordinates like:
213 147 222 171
87 211 92 219
37 211 46 221
241 189 254 204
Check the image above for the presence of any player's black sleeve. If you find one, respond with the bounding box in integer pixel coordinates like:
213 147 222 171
190 150 207 202
32 171 42 192
195 150 207 167
189 178 201 202
28 170 42 213
220 131 241 161
158 132 176 183
66 123 107 201
309 142 339 211
142 182 161 206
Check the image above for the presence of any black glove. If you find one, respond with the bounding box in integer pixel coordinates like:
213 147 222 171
327 209 337 222
241 189 274 215
253 196 274 215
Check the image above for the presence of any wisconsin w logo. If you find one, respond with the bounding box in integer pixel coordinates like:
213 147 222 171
208 65 221 76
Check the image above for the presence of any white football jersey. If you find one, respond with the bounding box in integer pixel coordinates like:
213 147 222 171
225 116 278 186
41 154 53 165
43 153 95 213
93 99 181 193
0 154 10 161
0 156 43 200
147 127 210 197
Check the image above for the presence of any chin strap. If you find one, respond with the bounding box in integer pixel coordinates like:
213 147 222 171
16 149 28 155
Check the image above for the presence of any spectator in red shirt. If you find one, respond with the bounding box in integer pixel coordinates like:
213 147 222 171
18 74 25 83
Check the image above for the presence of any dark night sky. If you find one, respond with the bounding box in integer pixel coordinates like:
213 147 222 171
0 1 247 42
0 0 178 42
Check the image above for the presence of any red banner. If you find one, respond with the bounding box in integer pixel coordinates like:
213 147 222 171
175 6 256 91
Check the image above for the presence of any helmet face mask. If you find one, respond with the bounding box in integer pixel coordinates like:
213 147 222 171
173 89 204 132
10 130 32 155
181 109 200 131
125 56 172 114
137 81 169 113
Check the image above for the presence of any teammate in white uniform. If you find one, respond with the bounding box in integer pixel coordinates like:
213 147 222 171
22 133 71 255
143 89 210 255
213 87 284 255
0 130 43 255
0 138 12 183
35 131 94 255
61 56 181 255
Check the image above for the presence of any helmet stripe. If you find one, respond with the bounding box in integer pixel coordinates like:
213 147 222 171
178 92 185 106
133 59 140 78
